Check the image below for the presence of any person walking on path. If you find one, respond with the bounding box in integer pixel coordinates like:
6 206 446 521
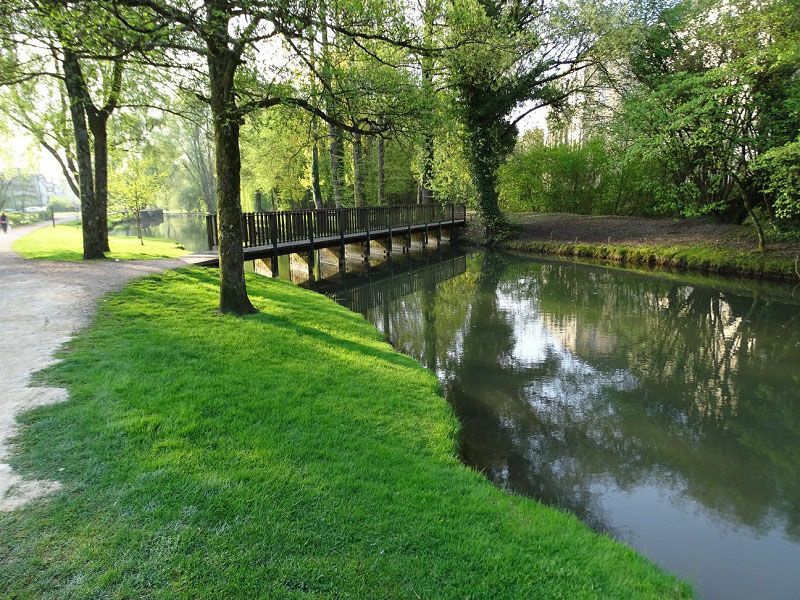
1 213 8 234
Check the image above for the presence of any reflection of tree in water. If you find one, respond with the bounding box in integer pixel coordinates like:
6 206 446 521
461 255 800 541
525 260 800 540
113 214 210 253
354 251 800 542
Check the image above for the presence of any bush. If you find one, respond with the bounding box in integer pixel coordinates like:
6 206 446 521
48 196 78 212
497 134 665 216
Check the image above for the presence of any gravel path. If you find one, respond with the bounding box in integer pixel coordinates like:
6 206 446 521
0 218 185 511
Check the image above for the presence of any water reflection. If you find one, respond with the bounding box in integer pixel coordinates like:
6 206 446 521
112 213 210 253
325 250 800 600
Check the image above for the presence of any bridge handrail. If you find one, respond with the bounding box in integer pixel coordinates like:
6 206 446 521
206 203 466 250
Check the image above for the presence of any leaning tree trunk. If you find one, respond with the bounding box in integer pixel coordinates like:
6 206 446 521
208 46 256 315
741 185 767 253
62 49 104 259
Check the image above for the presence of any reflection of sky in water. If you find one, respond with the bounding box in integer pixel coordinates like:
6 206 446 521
497 289 639 409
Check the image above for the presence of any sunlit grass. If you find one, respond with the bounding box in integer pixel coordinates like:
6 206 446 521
12 221 186 261
1 270 691 598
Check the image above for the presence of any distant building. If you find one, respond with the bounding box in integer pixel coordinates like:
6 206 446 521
0 173 63 211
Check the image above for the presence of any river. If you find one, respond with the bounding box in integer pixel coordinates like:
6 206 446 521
116 214 800 599
315 250 800 600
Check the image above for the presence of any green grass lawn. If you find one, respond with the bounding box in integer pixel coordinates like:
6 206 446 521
1 270 691 598
12 222 186 261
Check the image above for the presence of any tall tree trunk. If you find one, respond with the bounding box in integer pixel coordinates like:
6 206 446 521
208 43 256 315
328 123 343 207
308 23 323 209
377 134 385 205
311 138 322 208
62 49 104 259
420 132 434 204
319 0 343 207
465 122 507 241
87 112 111 251
419 1 435 205
353 132 365 206
83 59 122 253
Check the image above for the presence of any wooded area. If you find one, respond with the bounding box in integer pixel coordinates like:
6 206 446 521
1 0 798 312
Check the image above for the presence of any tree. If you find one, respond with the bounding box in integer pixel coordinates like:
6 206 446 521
0 0 133 258
755 137 800 222
615 0 800 251
444 0 604 240
109 154 167 244
0 76 80 199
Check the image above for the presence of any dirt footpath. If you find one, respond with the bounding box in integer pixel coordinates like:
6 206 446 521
0 219 185 511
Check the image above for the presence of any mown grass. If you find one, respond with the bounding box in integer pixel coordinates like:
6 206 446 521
1 269 691 598
12 221 186 261
503 239 800 281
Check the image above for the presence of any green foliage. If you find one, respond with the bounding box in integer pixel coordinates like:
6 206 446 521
612 0 800 224
109 156 168 215
240 106 419 209
48 196 76 212
755 137 800 221
4 211 48 227
0 269 691 597
496 131 672 217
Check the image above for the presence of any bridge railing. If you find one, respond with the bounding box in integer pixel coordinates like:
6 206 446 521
206 204 466 250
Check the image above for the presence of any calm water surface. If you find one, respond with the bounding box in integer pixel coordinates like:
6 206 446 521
314 250 800 600
112 213 209 252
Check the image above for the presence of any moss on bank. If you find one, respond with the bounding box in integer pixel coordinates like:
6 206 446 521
0 269 691 598
499 239 799 281
12 221 186 261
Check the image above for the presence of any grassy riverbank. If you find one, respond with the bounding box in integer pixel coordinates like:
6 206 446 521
12 221 186 261
466 213 800 281
503 239 799 280
1 269 690 598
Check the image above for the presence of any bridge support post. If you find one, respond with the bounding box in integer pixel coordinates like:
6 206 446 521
370 239 388 257
387 210 393 259
254 258 275 278
289 253 312 284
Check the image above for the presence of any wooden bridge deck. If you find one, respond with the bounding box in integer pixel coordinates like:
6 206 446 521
185 204 467 267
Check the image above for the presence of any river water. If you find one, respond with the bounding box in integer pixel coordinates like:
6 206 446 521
112 213 210 253
316 250 800 600
117 215 800 599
